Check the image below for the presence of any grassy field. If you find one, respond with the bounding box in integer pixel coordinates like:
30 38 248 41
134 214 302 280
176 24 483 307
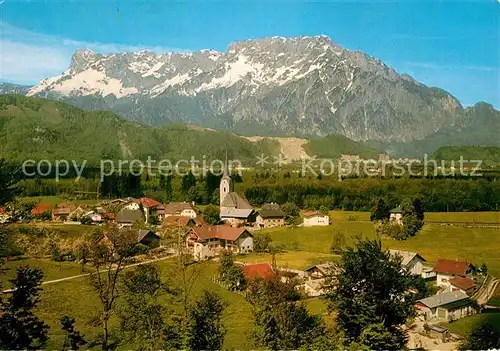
258 219 500 277
9 223 94 238
424 211 500 223
3 209 499 347
487 283 500 307
443 311 500 335
18 196 99 206
237 251 338 270
1 258 84 285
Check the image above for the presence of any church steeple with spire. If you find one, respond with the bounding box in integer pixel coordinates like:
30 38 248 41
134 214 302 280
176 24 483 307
220 150 232 207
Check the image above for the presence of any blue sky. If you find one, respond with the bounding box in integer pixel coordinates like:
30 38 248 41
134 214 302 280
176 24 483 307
0 0 498 107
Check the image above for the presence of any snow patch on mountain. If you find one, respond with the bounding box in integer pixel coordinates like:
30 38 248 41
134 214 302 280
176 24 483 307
47 69 138 98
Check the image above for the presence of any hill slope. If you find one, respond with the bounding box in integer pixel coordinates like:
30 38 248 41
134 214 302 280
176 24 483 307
304 134 381 159
0 95 280 164
366 102 500 157
27 35 472 142
430 146 500 167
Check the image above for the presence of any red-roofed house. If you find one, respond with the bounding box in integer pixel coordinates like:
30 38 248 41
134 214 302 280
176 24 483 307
32 203 53 218
135 197 162 223
243 263 275 281
433 259 476 288
186 225 253 260
448 277 477 295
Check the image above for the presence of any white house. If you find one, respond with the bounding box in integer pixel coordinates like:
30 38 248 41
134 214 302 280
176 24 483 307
389 250 427 276
432 259 475 289
302 210 329 227
389 206 403 225
416 291 477 321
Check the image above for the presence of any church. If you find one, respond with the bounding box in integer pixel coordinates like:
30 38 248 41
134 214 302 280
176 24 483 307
219 160 256 227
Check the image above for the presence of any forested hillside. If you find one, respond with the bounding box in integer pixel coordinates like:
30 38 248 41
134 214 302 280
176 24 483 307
430 146 500 166
0 95 280 163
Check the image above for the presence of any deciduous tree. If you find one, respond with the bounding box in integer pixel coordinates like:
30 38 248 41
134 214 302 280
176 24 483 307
325 239 418 349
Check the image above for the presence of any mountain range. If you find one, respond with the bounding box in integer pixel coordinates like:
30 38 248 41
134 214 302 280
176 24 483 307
24 35 499 144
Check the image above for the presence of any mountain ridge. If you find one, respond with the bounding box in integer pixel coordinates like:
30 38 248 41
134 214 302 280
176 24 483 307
25 35 479 142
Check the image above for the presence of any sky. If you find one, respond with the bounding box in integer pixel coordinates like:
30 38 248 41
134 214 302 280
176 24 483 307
0 0 498 107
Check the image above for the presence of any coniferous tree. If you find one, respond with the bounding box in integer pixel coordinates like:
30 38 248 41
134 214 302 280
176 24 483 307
60 315 87 351
187 290 227 350
0 266 49 350
0 158 18 206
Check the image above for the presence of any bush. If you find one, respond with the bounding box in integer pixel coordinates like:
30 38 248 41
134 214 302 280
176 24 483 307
253 232 272 252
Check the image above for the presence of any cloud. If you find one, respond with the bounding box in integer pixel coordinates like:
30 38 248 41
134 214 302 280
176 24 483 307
0 23 190 85
404 61 498 72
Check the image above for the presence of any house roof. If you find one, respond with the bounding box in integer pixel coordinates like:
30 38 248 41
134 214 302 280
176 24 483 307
163 202 197 214
0 207 6 214
417 291 469 309
135 197 162 208
189 225 252 241
262 203 281 211
116 208 144 223
243 263 275 280
221 192 252 209
303 210 327 218
432 259 473 276
53 207 72 215
304 262 335 276
389 250 426 267
449 277 476 291
258 208 286 219
220 207 254 219
163 216 199 227
104 229 160 244
32 203 53 215
137 229 160 242
390 206 403 213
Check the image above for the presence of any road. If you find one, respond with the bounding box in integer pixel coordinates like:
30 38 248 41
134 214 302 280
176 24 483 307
1 255 175 293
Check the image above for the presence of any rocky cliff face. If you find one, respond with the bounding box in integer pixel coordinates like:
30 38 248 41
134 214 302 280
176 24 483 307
27 35 466 141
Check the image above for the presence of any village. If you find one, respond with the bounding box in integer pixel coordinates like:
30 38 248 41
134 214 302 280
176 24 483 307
1 160 499 350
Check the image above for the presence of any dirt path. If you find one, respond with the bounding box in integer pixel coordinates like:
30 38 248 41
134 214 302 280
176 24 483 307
1 255 175 293
244 136 311 162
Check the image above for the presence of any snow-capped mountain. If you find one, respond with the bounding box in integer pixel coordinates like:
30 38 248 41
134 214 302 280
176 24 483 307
28 35 465 141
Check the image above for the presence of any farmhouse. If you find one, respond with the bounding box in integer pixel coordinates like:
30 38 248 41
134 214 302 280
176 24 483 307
100 228 160 248
52 204 76 221
32 203 53 217
68 205 88 221
162 202 198 219
432 259 476 288
304 262 333 280
447 276 477 295
186 226 253 260
83 211 103 223
116 208 145 227
256 203 286 228
163 215 206 227
302 210 329 227
389 206 403 225
389 250 427 276
416 291 477 321
135 197 162 223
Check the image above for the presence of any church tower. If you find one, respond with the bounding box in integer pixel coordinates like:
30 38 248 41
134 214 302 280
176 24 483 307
220 151 232 207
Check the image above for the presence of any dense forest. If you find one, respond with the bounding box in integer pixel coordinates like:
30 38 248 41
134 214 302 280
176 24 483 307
13 167 500 212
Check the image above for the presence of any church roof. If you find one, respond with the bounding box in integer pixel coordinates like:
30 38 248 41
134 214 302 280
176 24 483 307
221 192 252 209
220 208 254 219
